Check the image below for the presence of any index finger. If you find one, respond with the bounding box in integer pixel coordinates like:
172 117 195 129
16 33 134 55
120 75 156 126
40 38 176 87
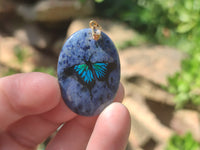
0 72 66 131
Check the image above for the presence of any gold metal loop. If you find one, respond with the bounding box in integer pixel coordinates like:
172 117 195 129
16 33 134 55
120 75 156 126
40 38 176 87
89 20 102 30
89 20 102 41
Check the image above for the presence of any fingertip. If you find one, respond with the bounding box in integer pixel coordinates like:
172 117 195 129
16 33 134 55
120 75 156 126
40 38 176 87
1 72 61 115
87 102 131 150
102 102 131 144
25 72 61 114
114 82 125 103
101 102 131 132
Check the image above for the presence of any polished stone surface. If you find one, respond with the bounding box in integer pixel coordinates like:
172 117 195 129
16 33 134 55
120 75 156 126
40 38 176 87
57 28 120 116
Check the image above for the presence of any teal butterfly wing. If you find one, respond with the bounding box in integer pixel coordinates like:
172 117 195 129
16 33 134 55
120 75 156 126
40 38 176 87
92 62 109 80
74 64 94 84
72 62 115 89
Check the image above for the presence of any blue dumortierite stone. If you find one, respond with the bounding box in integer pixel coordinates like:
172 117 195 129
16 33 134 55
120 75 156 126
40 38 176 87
57 28 120 116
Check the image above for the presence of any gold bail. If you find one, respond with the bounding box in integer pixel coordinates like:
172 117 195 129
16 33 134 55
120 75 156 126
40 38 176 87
89 20 102 41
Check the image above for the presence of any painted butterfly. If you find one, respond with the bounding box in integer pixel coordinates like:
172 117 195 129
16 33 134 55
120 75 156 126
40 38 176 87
63 61 115 89
74 62 108 83
57 24 120 116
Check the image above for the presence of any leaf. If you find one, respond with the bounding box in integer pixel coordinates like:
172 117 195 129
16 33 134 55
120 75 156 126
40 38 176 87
95 0 104 3
176 22 196 33
165 133 200 150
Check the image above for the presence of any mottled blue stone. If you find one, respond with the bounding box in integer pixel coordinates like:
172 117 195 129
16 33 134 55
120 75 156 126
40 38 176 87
57 28 120 116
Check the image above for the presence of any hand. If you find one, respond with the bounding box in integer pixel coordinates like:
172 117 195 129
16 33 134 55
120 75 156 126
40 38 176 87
0 72 131 150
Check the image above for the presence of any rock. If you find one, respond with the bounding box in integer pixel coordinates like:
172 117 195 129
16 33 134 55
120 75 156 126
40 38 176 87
125 75 175 106
0 36 57 75
124 96 152 149
170 109 200 141
67 18 137 46
17 0 94 22
120 46 185 149
52 38 65 56
120 46 185 85
0 0 16 15
14 24 51 49
124 97 173 145
154 143 167 150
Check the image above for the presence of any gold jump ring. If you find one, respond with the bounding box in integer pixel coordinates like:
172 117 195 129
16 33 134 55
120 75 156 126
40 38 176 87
89 20 102 41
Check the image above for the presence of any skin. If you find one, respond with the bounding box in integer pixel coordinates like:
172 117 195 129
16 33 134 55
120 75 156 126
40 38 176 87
0 72 131 150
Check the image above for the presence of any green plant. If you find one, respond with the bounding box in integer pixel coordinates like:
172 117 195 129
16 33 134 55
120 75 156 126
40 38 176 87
14 45 27 64
94 0 200 108
165 133 200 150
79 0 104 4
33 67 56 77
95 0 104 3
37 144 45 150
3 68 21 76
95 0 200 47
167 50 200 108
117 33 147 50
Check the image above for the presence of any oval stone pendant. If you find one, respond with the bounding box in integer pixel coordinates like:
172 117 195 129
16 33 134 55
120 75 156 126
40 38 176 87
57 20 120 116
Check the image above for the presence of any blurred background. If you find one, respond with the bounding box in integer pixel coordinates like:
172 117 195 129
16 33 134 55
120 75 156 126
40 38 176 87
0 0 200 149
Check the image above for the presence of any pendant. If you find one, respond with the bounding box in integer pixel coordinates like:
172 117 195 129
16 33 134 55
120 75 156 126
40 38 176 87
57 20 120 116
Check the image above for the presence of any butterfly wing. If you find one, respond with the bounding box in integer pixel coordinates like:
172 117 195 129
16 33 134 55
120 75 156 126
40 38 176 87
92 62 109 80
74 64 94 84
63 62 116 90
